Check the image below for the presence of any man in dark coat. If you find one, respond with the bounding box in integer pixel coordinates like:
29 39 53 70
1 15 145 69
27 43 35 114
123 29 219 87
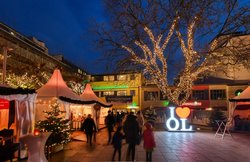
123 112 139 161
105 110 115 144
82 114 97 146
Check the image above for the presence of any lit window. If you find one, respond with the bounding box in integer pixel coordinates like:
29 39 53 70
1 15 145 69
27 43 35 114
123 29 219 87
210 89 226 100
117 75 127 81
117 91 127 96
103 91 114 96
104 75 114 81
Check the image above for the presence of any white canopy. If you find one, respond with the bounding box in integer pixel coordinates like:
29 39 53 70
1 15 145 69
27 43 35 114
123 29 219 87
80 83 112 107
0 86 37 139
37 69 83 101
36 69 90 121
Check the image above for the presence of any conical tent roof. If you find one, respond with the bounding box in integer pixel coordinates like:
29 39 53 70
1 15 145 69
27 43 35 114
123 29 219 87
37 69 89 104
80 83 112 107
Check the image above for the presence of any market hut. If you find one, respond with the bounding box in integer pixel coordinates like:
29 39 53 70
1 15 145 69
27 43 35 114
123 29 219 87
35 69 92 121
0 85 36 139
70 83 112 129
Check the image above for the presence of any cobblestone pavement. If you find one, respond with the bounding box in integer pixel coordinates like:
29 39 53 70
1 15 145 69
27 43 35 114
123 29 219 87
48 128 250 162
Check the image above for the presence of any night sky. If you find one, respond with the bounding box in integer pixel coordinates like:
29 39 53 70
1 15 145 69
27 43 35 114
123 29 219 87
0 0 107 74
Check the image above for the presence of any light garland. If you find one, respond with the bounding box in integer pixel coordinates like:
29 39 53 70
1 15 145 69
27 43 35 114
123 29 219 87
6 73 43 89
121 14 249 106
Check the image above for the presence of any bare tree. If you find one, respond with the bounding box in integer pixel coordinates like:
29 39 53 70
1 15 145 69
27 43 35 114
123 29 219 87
94 0 250 105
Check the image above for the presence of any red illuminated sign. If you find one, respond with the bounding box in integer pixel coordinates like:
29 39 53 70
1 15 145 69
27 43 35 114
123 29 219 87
0 98 9 109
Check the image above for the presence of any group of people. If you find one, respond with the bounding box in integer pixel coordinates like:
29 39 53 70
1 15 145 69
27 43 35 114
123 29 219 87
106 110 156 162
80 110 156 161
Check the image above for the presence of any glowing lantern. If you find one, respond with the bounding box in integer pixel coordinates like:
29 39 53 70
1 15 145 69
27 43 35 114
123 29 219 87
34 129 40 136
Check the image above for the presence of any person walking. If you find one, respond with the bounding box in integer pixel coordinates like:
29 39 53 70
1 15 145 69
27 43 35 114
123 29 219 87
123 112 139 161
143 122 156 162
105 110 115 144
81 114 97 146
111 126 124 161
137 111 144 136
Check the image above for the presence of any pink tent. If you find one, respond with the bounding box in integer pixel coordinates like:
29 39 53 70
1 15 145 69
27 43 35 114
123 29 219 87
80 83 112 107
37 69 83 101
78 84 112 128
36 69 91 121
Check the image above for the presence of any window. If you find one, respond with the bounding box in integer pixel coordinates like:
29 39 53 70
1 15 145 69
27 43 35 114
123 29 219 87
130 90 136 96
210 89 226 100
144 91 158 101
160 91 168 100
192 90 209 100
117 75 127 81
130 74 136 80
103 91 114 96
91 76 103 81
117 91 127 96
104 75 114 81
94 92 100 97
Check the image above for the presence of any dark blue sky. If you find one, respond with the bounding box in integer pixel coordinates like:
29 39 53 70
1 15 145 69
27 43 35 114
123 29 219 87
0 0 106 74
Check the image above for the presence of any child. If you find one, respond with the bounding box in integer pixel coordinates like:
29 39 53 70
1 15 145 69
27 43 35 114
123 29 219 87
111 126 124 161
143 122 156 162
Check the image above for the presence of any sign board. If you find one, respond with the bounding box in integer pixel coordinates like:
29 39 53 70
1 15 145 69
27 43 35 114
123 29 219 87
105 96 132 103
166 107 193 132
0 98 9 109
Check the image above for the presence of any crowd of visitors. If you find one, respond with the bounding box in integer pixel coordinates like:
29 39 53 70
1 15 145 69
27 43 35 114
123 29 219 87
80 110 156 161
108 110 156 162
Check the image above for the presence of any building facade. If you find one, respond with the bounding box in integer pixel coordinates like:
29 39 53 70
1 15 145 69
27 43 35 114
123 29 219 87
0 22 88 85
90 72 143 112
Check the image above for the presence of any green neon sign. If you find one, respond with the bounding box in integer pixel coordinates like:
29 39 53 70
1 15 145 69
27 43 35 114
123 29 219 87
92 85 129 90
132 102 137 107
163 100 170 107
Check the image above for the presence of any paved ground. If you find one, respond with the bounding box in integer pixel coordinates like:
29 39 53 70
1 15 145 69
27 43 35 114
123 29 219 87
47 128 250 162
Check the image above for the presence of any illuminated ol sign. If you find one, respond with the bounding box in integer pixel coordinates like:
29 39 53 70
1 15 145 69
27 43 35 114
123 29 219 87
166 107 193 131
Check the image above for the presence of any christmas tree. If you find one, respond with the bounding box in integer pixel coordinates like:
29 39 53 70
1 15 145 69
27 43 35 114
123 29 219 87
209 109 226 129
143 107 157 126
35 100 71 146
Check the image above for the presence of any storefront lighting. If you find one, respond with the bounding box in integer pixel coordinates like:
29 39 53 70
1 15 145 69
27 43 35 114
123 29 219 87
92 85 129 90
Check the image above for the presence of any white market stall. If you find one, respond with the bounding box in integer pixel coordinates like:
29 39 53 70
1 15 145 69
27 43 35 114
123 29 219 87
35 69 93 122
0 85 37 140
71 83 112 127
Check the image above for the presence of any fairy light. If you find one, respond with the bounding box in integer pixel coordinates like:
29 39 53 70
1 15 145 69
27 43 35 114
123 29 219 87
6 73 44 89
121 13 245 106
